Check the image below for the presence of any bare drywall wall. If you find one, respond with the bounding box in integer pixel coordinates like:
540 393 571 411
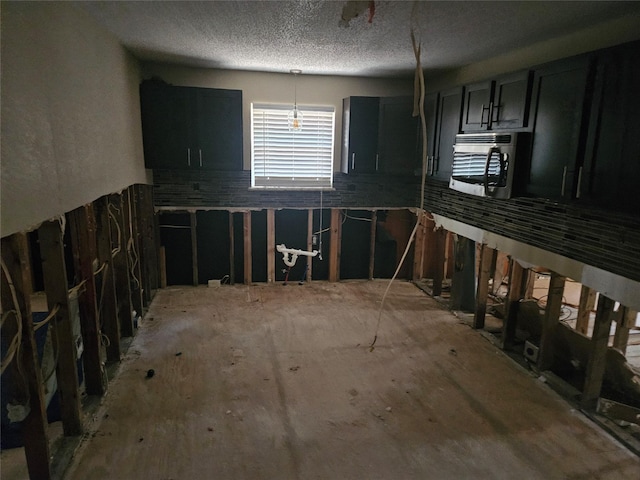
139 64 414 171
1 2 148 237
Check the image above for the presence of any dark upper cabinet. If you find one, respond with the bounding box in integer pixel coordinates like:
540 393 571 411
140 81 243 171
462 81 493 131
341 96 380 174
462 71 531 132
580 41 640 213
526 55 592 199
423 92 439 176
140 84 191 169
433 87 463 181
377 96 420 175
194 87 244 171
342 96 420 175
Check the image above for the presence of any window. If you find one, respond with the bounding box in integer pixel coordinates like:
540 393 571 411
251 103 335 188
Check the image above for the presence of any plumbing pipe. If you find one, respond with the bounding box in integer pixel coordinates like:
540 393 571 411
276 244 318 267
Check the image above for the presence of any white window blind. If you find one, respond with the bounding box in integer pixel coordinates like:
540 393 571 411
251 103 335 188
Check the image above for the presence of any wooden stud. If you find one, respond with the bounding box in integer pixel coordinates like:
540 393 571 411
412 210 425 281
159 246 167 288
500 258 526 349
38 220 83 436
243 211 252 285
329 209 341 282
135 184 157 304
108 193 134 337
369 210 378 280
124 187 143 317
67 204 106 395
581 295 616 409
267 209 275 283
432 228 446 297
229 211 235 285
1 234 52 480
95 197 121 363
190 211 198 286
613 307 637 355
307 209 314 282
576 285 596 335
473 244 496 330
537 272 566 370
524 269 536 300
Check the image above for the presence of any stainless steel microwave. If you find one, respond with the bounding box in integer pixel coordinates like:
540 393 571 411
449 132 530 199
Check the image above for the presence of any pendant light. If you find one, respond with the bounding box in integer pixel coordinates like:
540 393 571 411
288 69 303 131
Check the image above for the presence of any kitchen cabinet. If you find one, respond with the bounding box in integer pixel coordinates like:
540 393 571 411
424 92 439 175
377 96 421 174
140 83 190 169
140 81 243 171
461 71 531 131
432 86 463 182
580 41 640 213
341 96 379 174
526 55 592 199
342 96 421 175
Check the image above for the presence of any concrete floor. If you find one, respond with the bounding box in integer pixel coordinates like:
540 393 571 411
42 282 640 478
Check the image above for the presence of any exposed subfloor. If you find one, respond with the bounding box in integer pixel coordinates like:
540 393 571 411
13 281 640 479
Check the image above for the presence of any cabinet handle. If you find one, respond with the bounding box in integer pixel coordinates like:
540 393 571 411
491 103 500 124
561 166 567 197
480 103 492 127
375 154 379 171
351 153 355 170
199 149 203 167
576 166 583 199
187 148 191 167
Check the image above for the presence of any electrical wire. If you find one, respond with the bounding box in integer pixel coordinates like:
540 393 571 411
0 257 28 406
370 28 427 351
108 202 122 256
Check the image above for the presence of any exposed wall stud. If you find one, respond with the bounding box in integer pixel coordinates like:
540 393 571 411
95 197 121 363
537 272 566 370
67 204 106 395
474 244 496 329
582 295 616 409
38 220 83 435
500 258 526 349
243 211 252 285
576 285 596 335
108 193 134 337
1 233 52 479
329 209 341 282
267 209 275 283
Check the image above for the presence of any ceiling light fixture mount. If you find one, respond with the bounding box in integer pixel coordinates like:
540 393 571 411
288 69 303 131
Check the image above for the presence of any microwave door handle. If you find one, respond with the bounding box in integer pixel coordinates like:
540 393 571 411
484 147 500 196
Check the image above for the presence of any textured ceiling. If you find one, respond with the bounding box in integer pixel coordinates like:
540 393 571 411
78 1 640 78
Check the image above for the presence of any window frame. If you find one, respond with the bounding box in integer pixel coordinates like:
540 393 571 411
250 103 336 189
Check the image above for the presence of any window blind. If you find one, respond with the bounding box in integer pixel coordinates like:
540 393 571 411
251 103 335 188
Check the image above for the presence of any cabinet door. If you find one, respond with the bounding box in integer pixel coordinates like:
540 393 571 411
492 71 531 130
527 56 591 199
433 87 463 181
341 97 379 173
194 88 243 171
462 81 492 131
425 92 439 159
140 84 191 168
582 42 640 213
378 96 420 175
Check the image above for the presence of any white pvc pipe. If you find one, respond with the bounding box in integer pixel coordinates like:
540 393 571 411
276 244 318 267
